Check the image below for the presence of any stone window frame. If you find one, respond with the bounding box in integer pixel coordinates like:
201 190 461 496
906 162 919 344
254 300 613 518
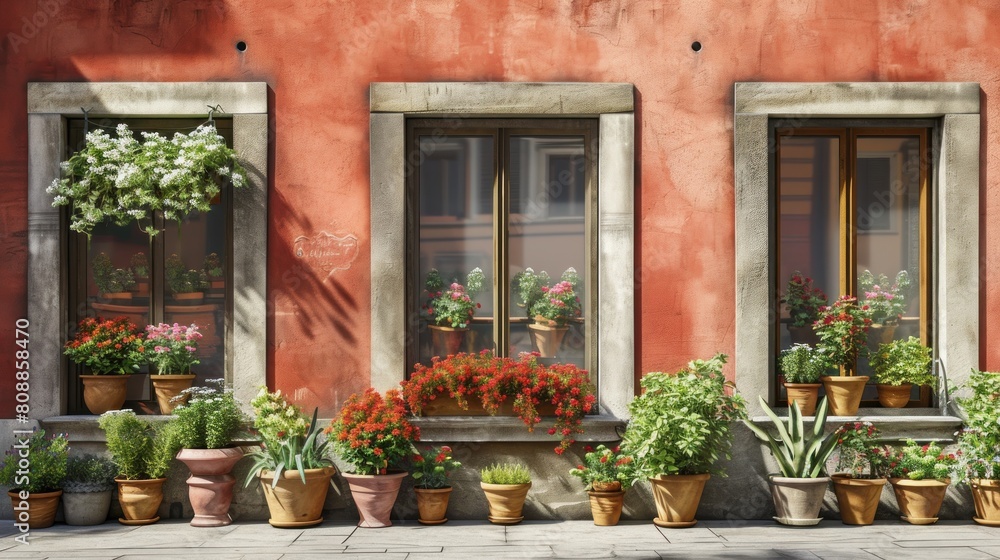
734 82 980 416
369 82 635 421
26 82 269 416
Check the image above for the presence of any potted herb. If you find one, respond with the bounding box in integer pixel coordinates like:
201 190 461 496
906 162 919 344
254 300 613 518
0 430 68 529
870 336 933 408
780 272 827 345
569 444 637 526
63 454 117 526
93 252 136 303
204 252 225 293
830 421 893 525
64 317 145 414
888 440 957 524
745 397 839 526
421 267 485 356
814 295 872 416
244 388 335 528
402 351 596 454
173 380 247 527
954 369 1000 525
145 322 203 413
166 254 209 305
330 388 419 528
409 445 461 525
480 463 532 525
98 410 181 525
130 252 150 297
859 269 910 349
620 354 746 528
779 344 828 416
514 267 582 357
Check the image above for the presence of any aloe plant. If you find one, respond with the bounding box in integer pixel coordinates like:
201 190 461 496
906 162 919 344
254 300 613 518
745 396 839 478
243 408 333 488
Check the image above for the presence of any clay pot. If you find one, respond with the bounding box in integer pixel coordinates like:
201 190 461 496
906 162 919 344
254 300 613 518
832 474 886 525
134 279 150 297
527 322 569 357
176 447 245 527
876 383 912 408
820 375 869 416
173 292 205 306
649 473 710 528
80 374 131 415
343 471 407 528
150 374 197 414
63 489 112 526
481 482 531 524
768 475 829 526
890 477 950 524
971 479 1000 525
867 324 897 353
414 486 452 525
588 489 625 526
116 478 166 525
102 292 133 303
258 467 336 528
7 490 61 529
428 325 467 357
784 383 821 416
592 480 623 492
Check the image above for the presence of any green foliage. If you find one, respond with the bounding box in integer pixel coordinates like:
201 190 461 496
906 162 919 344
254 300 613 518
422 268 486 329
0 430 69 493
173 379 247 449
98 411 180 480
203 252 223 277
64 454 117 492
870 336 934 386
781 272 828 327
568 444 637 490
859 269 911 326
834 422 894 479
890 439 956 481
92 252 136 294
512 268 551 313
244 407 333 488
814 295 872 375
621 354 746 477
130 252 149 278
480 463 531 485
329 388 418 475
955 370 1000 481
249 386 311 444
745 396 839 478
166 254 208 294
410 445 461 489
779 344 829 384
63 316 145 375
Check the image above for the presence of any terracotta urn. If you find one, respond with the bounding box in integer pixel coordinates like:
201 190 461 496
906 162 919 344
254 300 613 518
820 375 869 416
116 477 166 525
971 479 1000 525
150 373 197 413
876 383 912 408
481 482 531 524
588 489 625 526
890 477 950 524
414 486 452 525
7 490 62 529
832 474 886 525
649 473 710 528
258 467 336 528
80 374 130 415
784 383 821 416
343 471 407 528
176 447 245 527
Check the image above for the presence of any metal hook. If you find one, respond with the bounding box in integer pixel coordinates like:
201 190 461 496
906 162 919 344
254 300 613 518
81 107 91 135
206 104 224 126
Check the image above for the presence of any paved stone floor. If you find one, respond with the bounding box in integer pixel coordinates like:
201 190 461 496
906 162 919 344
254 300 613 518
0 519 998 559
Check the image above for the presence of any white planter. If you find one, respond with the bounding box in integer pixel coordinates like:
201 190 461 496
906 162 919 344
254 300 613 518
63 489 113 526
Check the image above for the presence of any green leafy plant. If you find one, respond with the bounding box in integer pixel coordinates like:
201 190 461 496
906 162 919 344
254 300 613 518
779 344 829 384
422 268 486 329
329 388 419 475
63 316 145 375
244 388 333 487
130 252 149 278
480 463 531 485
954 370 1000 482
621 354 746 477
172 379 247 449
745 396 839 478
98 411 180 480
203 253 224 278
569 444 637 490
64 454 118 493
410 445 461 489
512 268 551 314
781 272 828 328
513 268 582 325
92 252 136 294
890 439 956 481
859 269 911 326
834 421 894 479
0 430 69 493
814 295 872 375
166 254 208 294
870 336 934 386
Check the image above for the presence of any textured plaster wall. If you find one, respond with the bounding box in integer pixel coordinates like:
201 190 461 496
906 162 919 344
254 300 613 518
1 0 999 419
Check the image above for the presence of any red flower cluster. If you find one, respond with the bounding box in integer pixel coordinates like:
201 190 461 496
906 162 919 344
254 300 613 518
402 351 596 453
63 316 145 375
814 295 872 373
328 388 419 475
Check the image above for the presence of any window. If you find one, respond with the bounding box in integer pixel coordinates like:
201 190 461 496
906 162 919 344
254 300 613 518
407 119 597 371
775 123 931 405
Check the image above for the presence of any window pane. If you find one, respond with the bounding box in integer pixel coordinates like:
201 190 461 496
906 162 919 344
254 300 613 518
508 136 587 367
415 136 495 362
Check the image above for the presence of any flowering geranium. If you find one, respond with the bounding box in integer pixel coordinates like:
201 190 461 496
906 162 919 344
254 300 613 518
145 322 202 374
859 269 911 326
329 388 419 475
835 421 894 478
890 439 958 481
64 316 145 375
402 351 596 453
569 444 637 490
781 272 828 328
814 295 872 375
532 280 583 326
410 445 461 489
422 268 485 329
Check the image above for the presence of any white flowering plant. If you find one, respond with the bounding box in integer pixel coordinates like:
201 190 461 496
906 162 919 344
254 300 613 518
47 123 246 239
172 379 246 449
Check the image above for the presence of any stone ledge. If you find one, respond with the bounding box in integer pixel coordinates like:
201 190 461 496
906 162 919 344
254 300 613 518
410 414 626 443
370 82 635 114
748 410 963 442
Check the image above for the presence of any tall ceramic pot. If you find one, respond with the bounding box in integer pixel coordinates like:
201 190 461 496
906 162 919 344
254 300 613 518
971 479 1000 525
783 383 821 416
176 447 245 527
428 325 466 357
150 373 197 414
831 474 886 525
481 482 531 525
258 467 336 528
7 490 61 529
649 473 709 528
62 482 113 526
768 475 829 526
80 374 131 415
890 477 950 524
342 471 407 528
414 486 452 525
820 375 869 416
116 478 166 525
588 481 625 526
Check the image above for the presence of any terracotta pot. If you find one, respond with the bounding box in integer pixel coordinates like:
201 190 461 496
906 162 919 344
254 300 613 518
588 489 625 526
768 475 829 526
428 325 467 357
63 489 112 526
150 374 197 414
258 467 336 528
134 280 150 297
784 383 821 416
343 471 407 528
890 477 950 524
876 383 912 408
527 323 569 358
173 292 205 306
592 480 623 492
420 398 557 417
80 374 130 415
481 482 531 524
116 477 166 525
787 325 820 347
414 486 452 525
176 447 245 527
7 490 61 529
649 473 709 528
971 479 1000 524
867 324 897 353
102 292 133 303
832 474 886 525
820 375 869 416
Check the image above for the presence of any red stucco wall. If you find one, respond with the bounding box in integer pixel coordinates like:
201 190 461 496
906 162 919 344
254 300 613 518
1 0 998 416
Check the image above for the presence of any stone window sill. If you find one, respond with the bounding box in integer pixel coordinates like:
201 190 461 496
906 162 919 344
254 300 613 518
749 409 963 440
